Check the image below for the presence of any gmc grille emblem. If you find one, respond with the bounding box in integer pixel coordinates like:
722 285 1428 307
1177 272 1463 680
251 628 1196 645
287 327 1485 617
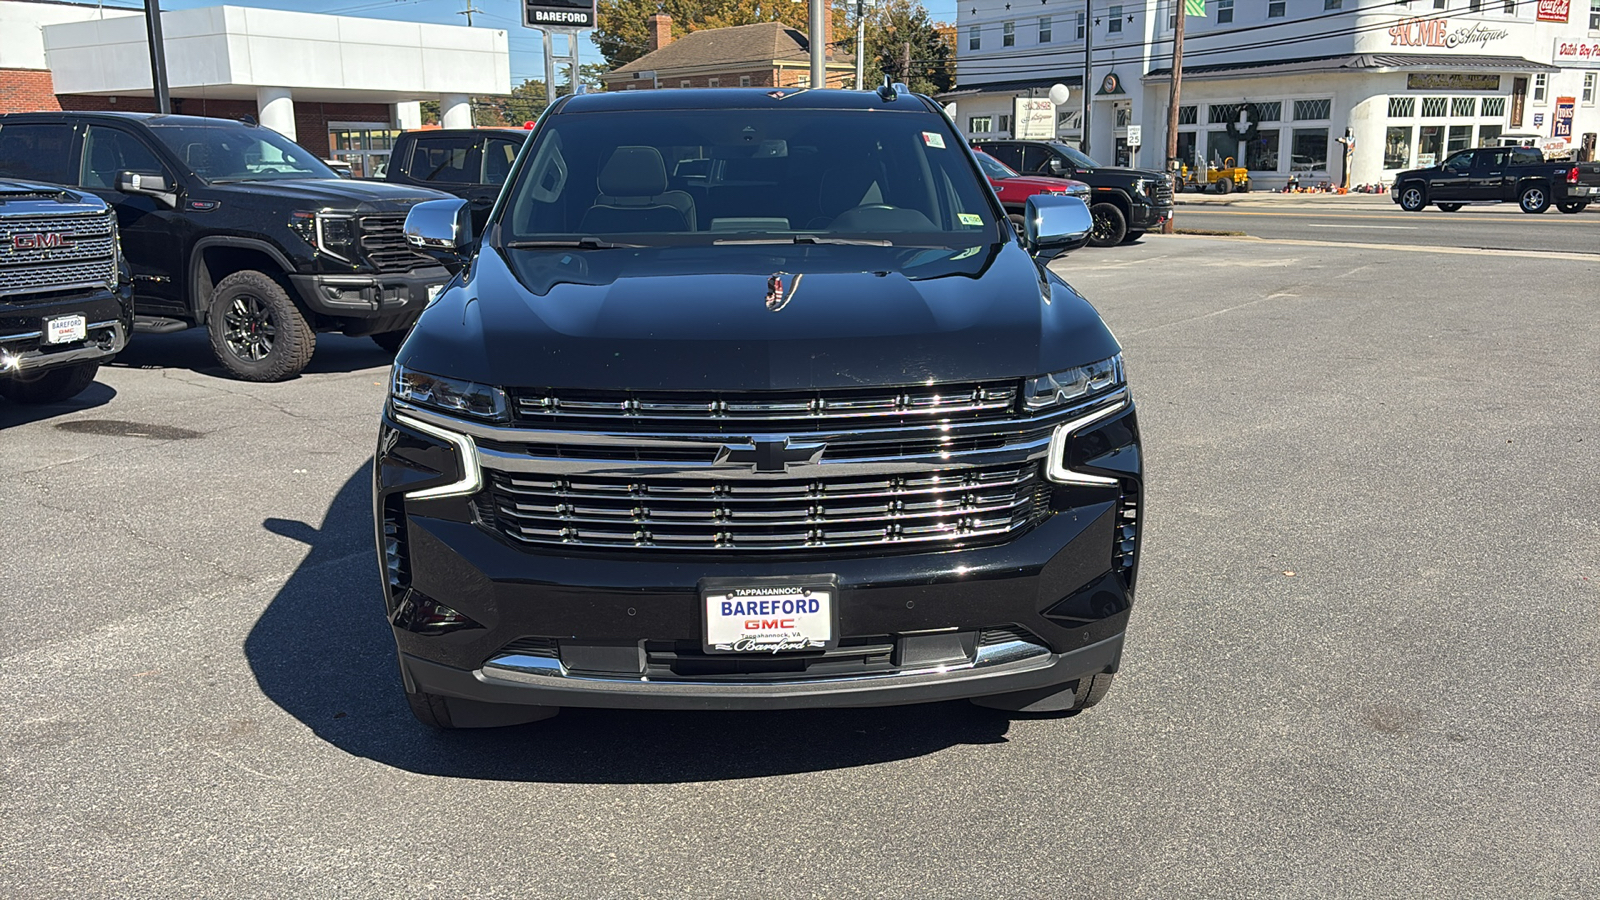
12 233 72 251
716 437 826 473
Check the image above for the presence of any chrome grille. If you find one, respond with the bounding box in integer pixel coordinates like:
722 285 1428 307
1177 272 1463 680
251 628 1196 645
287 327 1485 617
485 462 1045 552
512 382 1019 432
358 214 429 272
0 211 117 298
1151 179 1174 207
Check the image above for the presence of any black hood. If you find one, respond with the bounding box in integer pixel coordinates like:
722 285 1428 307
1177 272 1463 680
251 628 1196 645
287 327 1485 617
1080 165 1168 182
400 240 1120 392
207 178 452 212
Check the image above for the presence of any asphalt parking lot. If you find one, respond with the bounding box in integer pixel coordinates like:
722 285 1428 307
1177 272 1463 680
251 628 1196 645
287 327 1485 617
4 234 1597 898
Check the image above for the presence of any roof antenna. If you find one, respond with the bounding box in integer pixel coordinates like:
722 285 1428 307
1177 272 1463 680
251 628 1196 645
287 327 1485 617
876 77 898 102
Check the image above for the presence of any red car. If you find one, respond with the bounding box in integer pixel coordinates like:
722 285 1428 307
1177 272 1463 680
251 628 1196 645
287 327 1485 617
972 149 1091 231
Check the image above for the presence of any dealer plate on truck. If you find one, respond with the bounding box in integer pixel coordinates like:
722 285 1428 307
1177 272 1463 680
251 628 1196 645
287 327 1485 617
702 580 837 654
45 314 86 345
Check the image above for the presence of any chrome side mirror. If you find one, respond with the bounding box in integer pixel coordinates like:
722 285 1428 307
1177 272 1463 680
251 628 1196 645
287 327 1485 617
1024 195 1093 260
115 169 177 208
404 198 473 264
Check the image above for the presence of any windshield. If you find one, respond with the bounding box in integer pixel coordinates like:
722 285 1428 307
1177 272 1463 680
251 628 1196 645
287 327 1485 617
502 108 1001 246
973 150 1018 180
1052 144 1100 169
147 122 336 182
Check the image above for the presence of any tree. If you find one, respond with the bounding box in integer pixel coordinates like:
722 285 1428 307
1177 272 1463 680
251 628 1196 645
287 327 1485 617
845 0 953 96
595 0 841 70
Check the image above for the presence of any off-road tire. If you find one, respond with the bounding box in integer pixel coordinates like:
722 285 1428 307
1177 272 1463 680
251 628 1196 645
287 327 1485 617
1398 184 1427 211
1120 230 1146 244
1558 201 1588 214
0 362 99 404
1216 178 1233 195
405 689 456 729
1437 203 1463 212
1518 184 1550 214
207 270 315 382
1088 202 1127 247
371 329 409 354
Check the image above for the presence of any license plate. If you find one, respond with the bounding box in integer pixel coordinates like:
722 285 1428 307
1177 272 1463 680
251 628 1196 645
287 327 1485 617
702 580 837 654
426 283 444 302
45 314 87 345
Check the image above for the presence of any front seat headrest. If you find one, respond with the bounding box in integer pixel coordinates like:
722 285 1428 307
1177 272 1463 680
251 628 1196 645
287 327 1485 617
598 147 668 197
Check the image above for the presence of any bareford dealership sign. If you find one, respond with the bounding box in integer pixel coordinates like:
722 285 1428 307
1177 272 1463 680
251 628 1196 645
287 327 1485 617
524 0 595 28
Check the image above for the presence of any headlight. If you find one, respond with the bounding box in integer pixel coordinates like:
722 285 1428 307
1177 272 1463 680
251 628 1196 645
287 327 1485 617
392 365 508 421
289 210 356 262
1131 178 1149 198
1024 354 1124 412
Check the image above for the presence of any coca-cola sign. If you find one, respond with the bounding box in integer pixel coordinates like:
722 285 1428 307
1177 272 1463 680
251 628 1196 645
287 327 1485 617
1536 0 1569 22
1389 17 1509 49
1554 37 1600 67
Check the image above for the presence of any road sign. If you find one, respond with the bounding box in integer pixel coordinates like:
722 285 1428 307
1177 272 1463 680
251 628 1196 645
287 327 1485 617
1126 125 1142 147
524 0 595 30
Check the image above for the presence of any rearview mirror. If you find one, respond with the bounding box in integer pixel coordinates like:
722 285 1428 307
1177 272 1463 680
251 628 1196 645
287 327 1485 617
115 169 176 208
1024 195 1093 260
404 198 473 266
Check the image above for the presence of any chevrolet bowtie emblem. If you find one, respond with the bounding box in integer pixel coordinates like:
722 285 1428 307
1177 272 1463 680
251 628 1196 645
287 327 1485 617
716 437 825 473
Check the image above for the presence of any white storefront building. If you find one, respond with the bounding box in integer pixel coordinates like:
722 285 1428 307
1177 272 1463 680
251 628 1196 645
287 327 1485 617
950 0 1600 187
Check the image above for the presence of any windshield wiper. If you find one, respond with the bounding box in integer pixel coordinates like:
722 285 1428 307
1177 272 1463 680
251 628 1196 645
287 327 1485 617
505 237 643 250
714 235 893 247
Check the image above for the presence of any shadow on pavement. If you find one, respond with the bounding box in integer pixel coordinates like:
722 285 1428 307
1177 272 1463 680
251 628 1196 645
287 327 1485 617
109 329 394 379
246 465 1013 783
0 380 117 428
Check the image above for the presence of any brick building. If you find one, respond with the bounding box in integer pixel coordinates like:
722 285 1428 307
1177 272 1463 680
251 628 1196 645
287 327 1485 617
603 13 855 92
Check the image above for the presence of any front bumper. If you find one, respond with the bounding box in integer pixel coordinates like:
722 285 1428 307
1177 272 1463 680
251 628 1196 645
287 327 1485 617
1128 202 1173 231
374 399 1144 712
288 266 451 331
0 285 132 375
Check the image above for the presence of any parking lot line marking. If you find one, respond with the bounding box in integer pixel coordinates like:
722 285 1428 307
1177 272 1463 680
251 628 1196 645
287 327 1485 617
1180 209 1600 224
1304 224 1417 230
1156 233 1600 261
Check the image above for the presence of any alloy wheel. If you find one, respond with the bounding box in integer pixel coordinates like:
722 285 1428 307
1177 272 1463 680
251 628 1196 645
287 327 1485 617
222 294 276 361
1522 189 1545 212
1401 188 1423 210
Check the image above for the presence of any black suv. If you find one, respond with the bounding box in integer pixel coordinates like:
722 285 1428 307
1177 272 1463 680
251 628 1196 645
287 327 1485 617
375 87 1144 729
1 179 133 403
0 113 455 381
974 140 1174 246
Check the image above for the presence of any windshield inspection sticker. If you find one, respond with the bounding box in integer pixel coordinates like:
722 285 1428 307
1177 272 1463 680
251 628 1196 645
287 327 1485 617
957 213 983 227
922 131 947 149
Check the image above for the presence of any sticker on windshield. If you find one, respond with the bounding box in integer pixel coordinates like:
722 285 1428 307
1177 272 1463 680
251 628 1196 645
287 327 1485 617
922 132 947 149
958 213 983 226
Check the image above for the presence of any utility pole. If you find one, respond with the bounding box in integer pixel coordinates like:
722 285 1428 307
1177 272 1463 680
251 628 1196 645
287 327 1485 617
854 0 867 90
810 0 826 88
1163 2 1185 234
1081 0 1092 155
901 41 911 85
144 0 171 115
459 0 482 26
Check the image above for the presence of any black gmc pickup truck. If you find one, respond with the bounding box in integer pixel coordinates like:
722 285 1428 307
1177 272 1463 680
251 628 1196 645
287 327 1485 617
0 112 454 380
0 179 133 403
1392 146 1600 214
376 86 1144 729
379 128 527 234
973 139 1174 246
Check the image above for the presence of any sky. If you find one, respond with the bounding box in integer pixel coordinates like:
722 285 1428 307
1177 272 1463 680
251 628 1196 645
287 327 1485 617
128 0 959 86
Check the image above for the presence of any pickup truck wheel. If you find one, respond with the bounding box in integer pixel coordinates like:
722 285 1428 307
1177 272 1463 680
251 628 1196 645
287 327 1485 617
1436 203 1463 212
207 270 315 382
0 362 99 404
371 329 409 354
1558 201 1588 214
1518 185 1550 214
1215 178 1233 195
1007 213 1026 236
1398 185 1426 211
1088 203 1127 247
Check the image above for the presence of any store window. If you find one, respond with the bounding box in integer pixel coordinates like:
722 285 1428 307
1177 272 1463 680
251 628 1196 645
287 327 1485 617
1178 105 1198 125
709 77 720 87
1255 101 1282 121
1482 96 1506 117
1325 0 1341 8
1452 97 1476 117
1294 98 1332 120
1208 103 1236 123
330 125 401 178
1115 106 1131 127
1003 21 1015 46
969 116 992 133
1385 126 1412 168
1176 131 1198 168
998 114 1012 133
1208 130 1237 165
1468 0 1481 11
1077 12 1086 38
1502 0 1515 13
1269 0 1285 15
1446 125 1473 152
1533 74 1547 103
1421 97 1448 117
681 80 692 88
1217 0 1234 22
1389 97 1416 117
969 24 980 50
1040 16 1053 41
1291 129 1328 171
1584 73 1596 105
1109 5 1123 33
1591 0 1600 29
1246 130 1280 170
740 76 752 87
1478 125 1503 146
1416 125 1443 166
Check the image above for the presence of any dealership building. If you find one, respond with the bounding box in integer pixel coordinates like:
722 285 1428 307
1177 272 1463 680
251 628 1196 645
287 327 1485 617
950 0 1599 187
0 0 509 172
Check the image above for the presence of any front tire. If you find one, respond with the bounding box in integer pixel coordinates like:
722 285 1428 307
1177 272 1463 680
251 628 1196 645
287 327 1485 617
1088 202 1128 247
1437 203 1463 212
971 671 1117 715
0 362 99 404
1215 178 1233 195
1558 201 1588 214
207 270 316 382
1007 213 1026 237
1398 184 1427 211
1237 179 1251 194
1519 184 1550 214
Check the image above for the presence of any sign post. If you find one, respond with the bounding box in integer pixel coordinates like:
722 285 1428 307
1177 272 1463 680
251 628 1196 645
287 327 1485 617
524 0 596 99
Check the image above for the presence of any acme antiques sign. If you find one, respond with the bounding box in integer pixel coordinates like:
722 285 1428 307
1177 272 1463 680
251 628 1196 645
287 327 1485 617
1536 0 1569 22
1407 73 1501 91
1389 18 1510 49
